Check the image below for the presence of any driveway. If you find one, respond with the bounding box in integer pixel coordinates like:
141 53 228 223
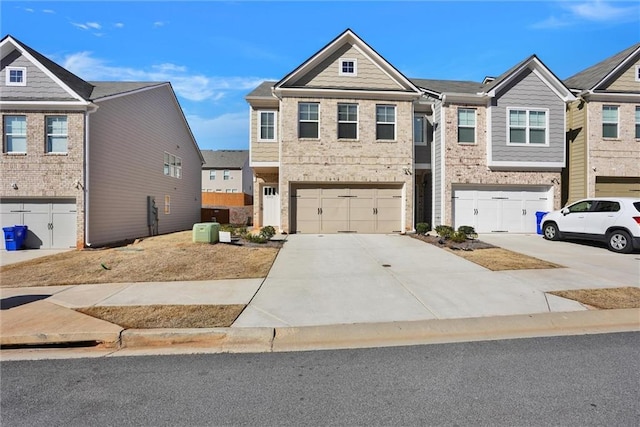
233 233 638 328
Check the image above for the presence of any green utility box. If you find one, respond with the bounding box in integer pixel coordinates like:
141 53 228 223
192 222 220 243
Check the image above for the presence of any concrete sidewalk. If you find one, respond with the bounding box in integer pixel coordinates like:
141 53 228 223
1 234 638 358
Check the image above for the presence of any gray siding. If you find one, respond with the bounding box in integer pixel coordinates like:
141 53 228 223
491 69 565 163
88 85 201 246
432 101 443 226
0 50 75 100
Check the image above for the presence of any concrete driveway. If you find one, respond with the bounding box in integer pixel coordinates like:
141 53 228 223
233 233 638 328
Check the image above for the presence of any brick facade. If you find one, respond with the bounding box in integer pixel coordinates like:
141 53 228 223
1 111 86 247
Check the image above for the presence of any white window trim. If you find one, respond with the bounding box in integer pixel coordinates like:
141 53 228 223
635 106 640 139
6 67 26 86
223 170 230 180
636 65 640 82
3 115 27 153
298 102 320 139
376 104 396 141
506 107 550 146
337 103 358 140
602 105 619 139
209 170 216 180
45 115 68 153
163 151 182 179
339 58 357 76
258 110 277 142
457 108 476 145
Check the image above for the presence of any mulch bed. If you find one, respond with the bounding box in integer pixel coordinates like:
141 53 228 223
411 233 496 251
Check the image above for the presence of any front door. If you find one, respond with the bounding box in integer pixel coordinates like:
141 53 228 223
262 186 280 227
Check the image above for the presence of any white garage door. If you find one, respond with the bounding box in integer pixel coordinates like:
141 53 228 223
1 199 77 248
453 186 552 233
291 185 402 234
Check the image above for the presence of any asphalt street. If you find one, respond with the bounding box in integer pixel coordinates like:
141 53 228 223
2 332 638 426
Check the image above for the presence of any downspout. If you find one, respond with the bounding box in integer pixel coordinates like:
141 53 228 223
84 104 98 247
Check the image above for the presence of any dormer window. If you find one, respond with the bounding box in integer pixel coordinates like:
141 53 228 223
339 58 357 76
6 67 26 86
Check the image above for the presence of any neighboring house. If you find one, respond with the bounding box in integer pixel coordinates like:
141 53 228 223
1 35 203 249
246 29 575 234
201 149 252 206
563 43 640 203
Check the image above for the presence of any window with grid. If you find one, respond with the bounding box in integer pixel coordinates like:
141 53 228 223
209 170 216 180
3 115 27 153
259 111 276 141
338 103 358 139
299 103 319 138
602 105 618 138
46 116 68 153
635 107 639 139
163 152 182 178
339 59 357 76
457 109 476 143
6 67 26 86
508 109 547 144
376 105 395 140
223 170 230 180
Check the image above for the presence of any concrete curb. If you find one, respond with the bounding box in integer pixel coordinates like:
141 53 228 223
116 309 639 354
271 309 640 352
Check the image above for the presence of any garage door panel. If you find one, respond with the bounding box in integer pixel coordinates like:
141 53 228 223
501 200 525 232
52 212 77 248
595 177 640 197
1 199 77 248
23 212 50 249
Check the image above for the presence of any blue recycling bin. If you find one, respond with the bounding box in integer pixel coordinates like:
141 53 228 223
535 211 548 235
3 225 28 250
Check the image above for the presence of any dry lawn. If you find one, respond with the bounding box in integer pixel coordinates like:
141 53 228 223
77 304 245 328
1 231 280 288
550 287 640 310
451 247 561 271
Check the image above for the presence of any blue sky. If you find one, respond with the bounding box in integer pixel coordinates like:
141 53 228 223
2 1 638 151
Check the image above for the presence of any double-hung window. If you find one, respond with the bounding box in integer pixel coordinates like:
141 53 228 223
376 105 396 140
4 115 27 153
163 152 182 178
414 116 425 144
337 103 358 139
635 106 640 139
457 108 476 144
46 116 68 153
299 103 319 138
602 106 618 138
209 170 216 180
508 109 547 145
259 111 276 141
223 170 230 180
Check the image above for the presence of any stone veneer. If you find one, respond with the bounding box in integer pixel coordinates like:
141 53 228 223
1 111 86 247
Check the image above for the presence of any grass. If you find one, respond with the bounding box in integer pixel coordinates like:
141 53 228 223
550 287 640 310
1 231 280 288
76 304 245 328
452 247 561 271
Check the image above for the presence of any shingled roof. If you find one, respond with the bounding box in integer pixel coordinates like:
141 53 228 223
564 43 640 91
201 150 249 169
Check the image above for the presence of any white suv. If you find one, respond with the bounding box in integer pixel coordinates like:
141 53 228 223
541 197 640 253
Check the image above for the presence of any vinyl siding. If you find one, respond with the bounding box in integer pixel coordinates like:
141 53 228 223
491 69 565 164
567 100 587 202
432 101 443 227
0 50 75 100
88 85 201 246
605 59 640 92
250 107 279 163
291 44 402 91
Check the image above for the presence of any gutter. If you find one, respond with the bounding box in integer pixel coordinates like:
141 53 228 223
84 104 98 247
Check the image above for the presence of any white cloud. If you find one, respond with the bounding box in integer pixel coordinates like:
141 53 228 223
25 8 34 13
186 112 249 150
61 51 267 103
532 0 639 29
42 9 55 14
153 21 166 28
114 23 124 28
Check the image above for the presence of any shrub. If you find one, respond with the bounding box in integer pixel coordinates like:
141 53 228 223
416 223 429 234
434 225 454 239
450 231 468 243
259 226 276 240
457 225 475 237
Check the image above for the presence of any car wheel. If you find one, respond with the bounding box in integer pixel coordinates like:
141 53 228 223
543 222 560 241
607 230 633 254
